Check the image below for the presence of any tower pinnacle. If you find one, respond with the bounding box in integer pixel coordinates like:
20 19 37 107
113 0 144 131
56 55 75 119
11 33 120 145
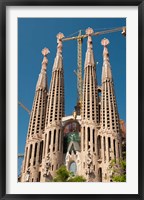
41 48 50 71
36 48 49 91
56 32 64 54
101 38 110 63
52 33 64 71
84 27 95 67
86 27 94 50
42 47 50 56
101 38 112 82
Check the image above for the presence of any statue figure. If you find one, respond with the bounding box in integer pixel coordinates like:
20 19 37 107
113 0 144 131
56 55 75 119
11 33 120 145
25 168 30 182
86 148 93 175
43 153 51 177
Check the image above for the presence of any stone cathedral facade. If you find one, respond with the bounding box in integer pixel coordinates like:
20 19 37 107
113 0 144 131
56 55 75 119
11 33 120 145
20 28 122 182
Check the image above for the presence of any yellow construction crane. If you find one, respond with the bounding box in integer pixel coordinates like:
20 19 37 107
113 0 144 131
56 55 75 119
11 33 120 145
18 101 31 115
62 26 126 111
18 101 31 158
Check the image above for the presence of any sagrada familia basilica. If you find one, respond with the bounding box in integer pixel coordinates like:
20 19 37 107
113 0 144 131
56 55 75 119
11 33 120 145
19 27 123 182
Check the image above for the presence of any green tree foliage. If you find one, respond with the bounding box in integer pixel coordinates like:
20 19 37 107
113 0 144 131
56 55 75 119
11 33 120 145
67 175 86 182
53 165 70 182
53 165 86 182
108 158 126 182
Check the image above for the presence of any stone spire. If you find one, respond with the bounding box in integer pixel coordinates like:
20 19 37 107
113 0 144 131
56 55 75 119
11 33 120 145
81 28 99 181
52 32 64 71
101 38 120 132
101 38 112 82
81 27 99 123
36 48 50 91
100 38 122 181
20 48 49 182
84 27 95 68
42 33 65 180
45 32 65 125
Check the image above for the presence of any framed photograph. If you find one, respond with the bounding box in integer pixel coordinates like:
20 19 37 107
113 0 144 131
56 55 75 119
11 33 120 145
0 0 144 199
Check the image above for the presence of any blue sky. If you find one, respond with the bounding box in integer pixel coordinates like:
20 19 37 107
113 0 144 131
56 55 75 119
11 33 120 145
18 18 126 173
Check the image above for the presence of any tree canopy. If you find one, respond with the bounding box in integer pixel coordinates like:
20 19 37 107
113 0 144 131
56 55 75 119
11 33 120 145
108 158 126 182
53 165 86 182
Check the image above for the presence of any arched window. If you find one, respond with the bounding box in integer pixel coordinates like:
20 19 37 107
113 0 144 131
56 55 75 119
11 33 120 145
113 139 116 161
39 141 43 163
28 144 32 167
83 127 85 150
88 127 90 142
103 137 106 162
97 135 101 159
98 168 102 182
33 143 38 166
69 161 77 175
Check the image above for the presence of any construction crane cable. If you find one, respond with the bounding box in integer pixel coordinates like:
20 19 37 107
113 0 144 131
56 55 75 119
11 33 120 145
66 30 81 38
93 26 124 31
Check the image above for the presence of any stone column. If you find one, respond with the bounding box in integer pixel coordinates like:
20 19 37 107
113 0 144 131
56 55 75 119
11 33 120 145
31 143 35 166
36 142 40 164
25 144 30 170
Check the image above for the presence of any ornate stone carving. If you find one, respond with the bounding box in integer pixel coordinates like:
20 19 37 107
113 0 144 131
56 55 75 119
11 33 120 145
85 28 94 50
25 168 30 182
43 153 51 177
85 148 93 175
101 38 110 47
86 27 94 36
42 47 50 56
56 32 64 53
41 48 50 71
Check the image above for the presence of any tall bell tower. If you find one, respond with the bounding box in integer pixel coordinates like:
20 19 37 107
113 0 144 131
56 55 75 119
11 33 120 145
41 33 65 181
21 48 49 182
98 38 122 182
81 28 99 181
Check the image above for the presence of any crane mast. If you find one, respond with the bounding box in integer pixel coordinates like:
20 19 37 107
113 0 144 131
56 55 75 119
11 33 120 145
18 101 30 159
18 101 31 115
77 30 83 106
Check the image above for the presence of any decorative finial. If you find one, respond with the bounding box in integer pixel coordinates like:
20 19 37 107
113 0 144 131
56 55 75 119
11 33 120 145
42 47 50 56
101 38 110 47
56 32 64 40
86 28 93 50
86 27 94 35
101 38 110 63
41 47 50 70
56 32 64 53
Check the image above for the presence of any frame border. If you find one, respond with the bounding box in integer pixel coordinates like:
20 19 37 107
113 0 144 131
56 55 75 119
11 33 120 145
0 0 144 199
